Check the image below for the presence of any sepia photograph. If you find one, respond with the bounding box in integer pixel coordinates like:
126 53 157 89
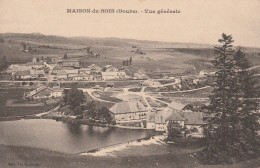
0 0 259 167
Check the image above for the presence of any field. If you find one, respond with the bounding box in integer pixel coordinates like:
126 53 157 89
1 144 259 168
1 33 259 76
0 88 44 118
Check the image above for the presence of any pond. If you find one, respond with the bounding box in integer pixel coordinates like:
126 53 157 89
0 119 155 154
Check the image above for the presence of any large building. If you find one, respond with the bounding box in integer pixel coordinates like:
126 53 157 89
109 101 148 124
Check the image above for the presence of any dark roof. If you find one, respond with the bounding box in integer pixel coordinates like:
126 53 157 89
156 108 184 124
166 112 185 122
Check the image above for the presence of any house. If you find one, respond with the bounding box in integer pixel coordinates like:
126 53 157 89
72 74 90 81
50 89 64 98
133 70 147 79
90 71 102 80
102 65 118 72
101 71 126 80
169 101 186 112
60 59 80 68
7 64 30 73
88 64 102 72
13 70 31 80
25 86 54 100
179 112 204 137
146 112 155 129
64 69 79 78
51 66 63 75
26 86 64 100
193 79 203 84
142 79 161 87
30 69 45 78
109 101 148 124
165 111 185 133
26 62 45 69
155 108 185 132
78 68 91 75
55 70 67 80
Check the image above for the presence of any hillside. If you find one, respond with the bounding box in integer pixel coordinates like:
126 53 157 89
0 33 259 74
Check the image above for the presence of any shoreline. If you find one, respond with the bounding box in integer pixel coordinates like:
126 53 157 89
79 135 166 156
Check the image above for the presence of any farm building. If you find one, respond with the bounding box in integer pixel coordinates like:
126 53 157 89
109 101 148 124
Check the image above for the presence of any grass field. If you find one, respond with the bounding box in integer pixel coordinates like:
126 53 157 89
0 88 44 118
0 144 259 168
1 33 259 76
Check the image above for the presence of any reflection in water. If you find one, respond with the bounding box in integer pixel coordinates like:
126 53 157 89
0 119 155 153
66 122 83 136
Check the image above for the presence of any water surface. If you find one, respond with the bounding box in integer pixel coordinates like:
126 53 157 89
0 119 154 153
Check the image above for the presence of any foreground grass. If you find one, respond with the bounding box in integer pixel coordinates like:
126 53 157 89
0 144 259 168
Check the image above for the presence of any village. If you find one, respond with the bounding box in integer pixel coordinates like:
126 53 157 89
1 54 218 138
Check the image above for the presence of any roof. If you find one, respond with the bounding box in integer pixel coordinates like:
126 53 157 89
56 70 67 76
64 69 78 74
179 112 204 125
28 86 54 97
30 69 44 75
101 71 119 76
27 62 44 66
169 101 186 111
14 70 31 76
156 108 184 124
53 66 63 70
109 101 147 114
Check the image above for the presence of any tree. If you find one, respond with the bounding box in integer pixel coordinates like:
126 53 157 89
74 106 83 115
97 107 112 123
83 101 97 119
36 58 40 62
200 34 259 164
63 86 85 109
29 82 34 86
63 53 68 59
130 57 132 65
0 56 8 72
167 121 183 141
21 42 26 50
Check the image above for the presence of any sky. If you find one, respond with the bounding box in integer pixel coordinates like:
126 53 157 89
0 0 260 47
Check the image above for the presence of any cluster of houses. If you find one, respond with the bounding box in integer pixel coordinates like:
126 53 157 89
7 58 133 81
109 100 206 137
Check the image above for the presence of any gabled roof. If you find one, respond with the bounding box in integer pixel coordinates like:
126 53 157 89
64 69 78 74
26 62 44 66
169 101 186 111
14 70 31 76
156 108 184 124
166 112 185 122
53 66 63 70
56 70 67 76
109 101 147 114
179 112 204 125
28 86 55 97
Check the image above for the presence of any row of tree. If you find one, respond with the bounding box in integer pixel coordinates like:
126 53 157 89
122 57 132 66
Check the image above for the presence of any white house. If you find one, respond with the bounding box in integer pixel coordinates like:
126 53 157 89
103 65 118 72
109 101 148 124
155 108 185 132
101 71 126 80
